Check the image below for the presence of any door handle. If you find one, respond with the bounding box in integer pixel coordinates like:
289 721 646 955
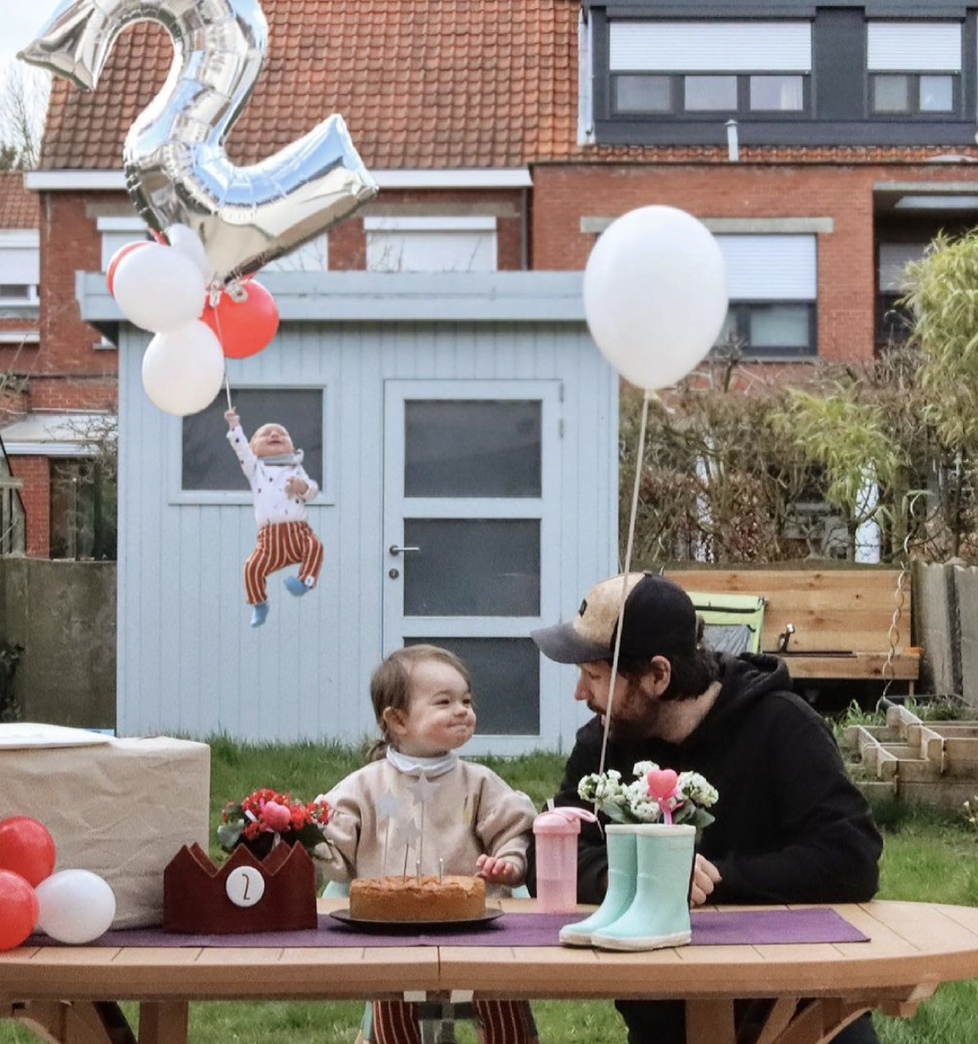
389 545 420 556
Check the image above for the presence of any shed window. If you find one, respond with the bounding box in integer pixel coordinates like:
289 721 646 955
181 389 324 492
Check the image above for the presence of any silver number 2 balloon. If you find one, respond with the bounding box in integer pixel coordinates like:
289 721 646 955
20 0 379 285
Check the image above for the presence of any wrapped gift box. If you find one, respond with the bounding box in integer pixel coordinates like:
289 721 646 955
0 723 210 928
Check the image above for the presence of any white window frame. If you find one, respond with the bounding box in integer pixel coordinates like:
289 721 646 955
167 380 338 507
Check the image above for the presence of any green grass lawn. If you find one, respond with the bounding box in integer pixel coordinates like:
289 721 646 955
3 741 978 1043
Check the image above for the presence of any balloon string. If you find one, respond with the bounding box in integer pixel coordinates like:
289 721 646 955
597 387 654 781
213 290 233 411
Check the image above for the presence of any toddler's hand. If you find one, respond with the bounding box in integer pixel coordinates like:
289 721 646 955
225 408 240 429
285 477 309 497
476 854 519 885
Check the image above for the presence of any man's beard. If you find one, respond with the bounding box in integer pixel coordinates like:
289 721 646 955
600 676 662 738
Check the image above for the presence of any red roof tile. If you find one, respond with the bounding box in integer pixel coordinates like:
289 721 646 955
0 172 39 229
39 0 583 171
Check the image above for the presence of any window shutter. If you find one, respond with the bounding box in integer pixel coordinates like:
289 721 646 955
717 235 817 301
609 21 812 73
0 247 39 286
868 22 962 72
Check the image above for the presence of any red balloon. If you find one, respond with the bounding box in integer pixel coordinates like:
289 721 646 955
202 281 279 359
106 241 150 297
0 816 56 887
0 869 39 951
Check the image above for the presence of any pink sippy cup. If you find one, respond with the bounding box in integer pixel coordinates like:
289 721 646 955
532 806 598 912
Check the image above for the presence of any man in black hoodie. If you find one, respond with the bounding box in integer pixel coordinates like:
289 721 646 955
529 571 883 1044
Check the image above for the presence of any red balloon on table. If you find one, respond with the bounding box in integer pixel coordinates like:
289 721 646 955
0 869 39 951
0 815 56 887
106 240 150 297
202 280 279 359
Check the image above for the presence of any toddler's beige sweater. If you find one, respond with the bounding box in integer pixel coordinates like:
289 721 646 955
314 758 536 892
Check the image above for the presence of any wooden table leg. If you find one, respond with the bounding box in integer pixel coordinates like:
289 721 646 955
754 999 870 1044
4 1001 136 1044
138 1002 189 1044
686 999 736 1044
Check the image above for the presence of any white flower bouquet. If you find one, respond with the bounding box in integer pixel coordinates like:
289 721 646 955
578 761 718 836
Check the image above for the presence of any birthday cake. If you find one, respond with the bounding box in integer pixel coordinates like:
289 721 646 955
349 874 486 922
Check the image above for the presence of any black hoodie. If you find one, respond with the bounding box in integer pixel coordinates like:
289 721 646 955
528 652 883 906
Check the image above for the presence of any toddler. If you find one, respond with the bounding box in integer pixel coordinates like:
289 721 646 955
315 645 538 1044
225 407 324 627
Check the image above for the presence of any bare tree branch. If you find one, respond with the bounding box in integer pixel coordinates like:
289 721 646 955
0 63 49 170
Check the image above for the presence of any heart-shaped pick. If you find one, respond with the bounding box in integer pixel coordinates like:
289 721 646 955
646 768 679 801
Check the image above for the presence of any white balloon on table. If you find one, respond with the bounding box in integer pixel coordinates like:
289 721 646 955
35 869 116 944
142 320 226 417
112 243 207 334
583 205 729 390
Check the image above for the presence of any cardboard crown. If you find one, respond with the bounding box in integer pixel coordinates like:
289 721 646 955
163 841 318 934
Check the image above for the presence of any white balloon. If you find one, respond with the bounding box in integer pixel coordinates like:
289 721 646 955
583 206 729 390
113 242 206 334
142 320 225 416
35 869 116 944
166 223 214 283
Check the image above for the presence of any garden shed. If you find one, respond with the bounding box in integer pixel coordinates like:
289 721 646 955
77 271 618 754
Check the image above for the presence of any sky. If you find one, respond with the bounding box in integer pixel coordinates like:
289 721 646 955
0 4 63 68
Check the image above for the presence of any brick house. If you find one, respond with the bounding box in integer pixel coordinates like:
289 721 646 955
13 0 978 561
7 0 978 738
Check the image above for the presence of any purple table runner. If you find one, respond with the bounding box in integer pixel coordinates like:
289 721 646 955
27 908 867 949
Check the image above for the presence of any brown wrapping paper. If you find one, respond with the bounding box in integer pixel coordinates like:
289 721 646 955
0 727 210 928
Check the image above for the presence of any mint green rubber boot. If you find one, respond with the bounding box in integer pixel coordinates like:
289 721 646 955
559 825 638 947
590 824 695 951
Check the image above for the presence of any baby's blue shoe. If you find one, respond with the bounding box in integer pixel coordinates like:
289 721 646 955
284 576 309 597
250 601 269 627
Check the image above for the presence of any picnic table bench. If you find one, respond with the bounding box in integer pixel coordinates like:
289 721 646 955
666 568 920 687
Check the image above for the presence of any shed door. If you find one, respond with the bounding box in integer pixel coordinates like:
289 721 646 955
383 380 562 755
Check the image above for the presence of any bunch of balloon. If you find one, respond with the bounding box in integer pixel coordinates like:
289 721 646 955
107 225 225 416
581 206 729 778
0 816 117 950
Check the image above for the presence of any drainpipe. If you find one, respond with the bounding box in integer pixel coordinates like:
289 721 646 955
726 120 740 162
521 186 531 271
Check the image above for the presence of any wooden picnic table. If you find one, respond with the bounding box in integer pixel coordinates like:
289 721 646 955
3 897 978 1044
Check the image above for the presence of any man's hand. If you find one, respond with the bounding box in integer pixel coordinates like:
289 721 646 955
285 477 309 497
689 853 721 907
476 854 520 886
225 408 240 429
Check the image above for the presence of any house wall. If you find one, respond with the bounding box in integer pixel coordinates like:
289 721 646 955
114 294 617 750
530 161 978 362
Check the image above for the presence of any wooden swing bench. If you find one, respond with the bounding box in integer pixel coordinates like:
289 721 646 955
665 568 921 688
